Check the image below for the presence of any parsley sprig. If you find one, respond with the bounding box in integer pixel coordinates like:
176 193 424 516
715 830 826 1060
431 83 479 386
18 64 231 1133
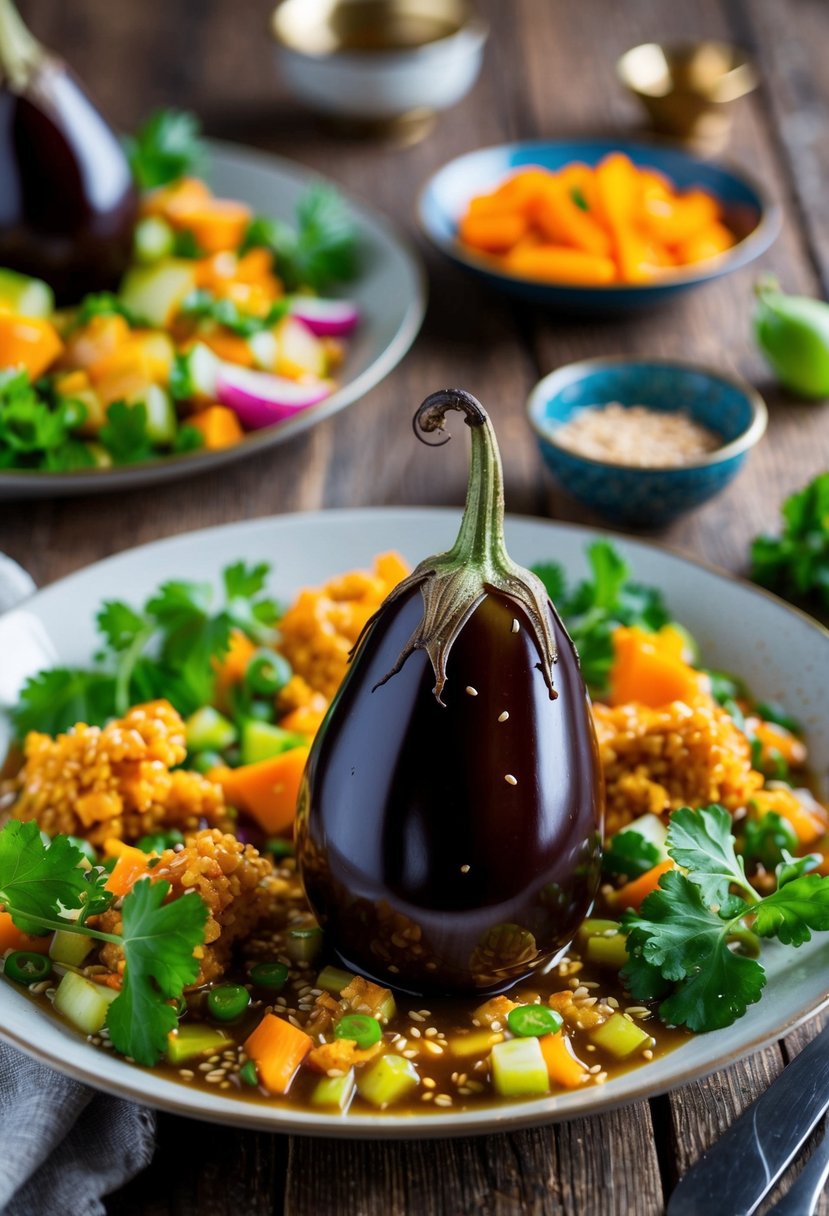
0 821 207 1064
532 540 673 693
12 562 280 737
622 805 829 1031
242 184 359 292
751 472 829 614
125 109 208 191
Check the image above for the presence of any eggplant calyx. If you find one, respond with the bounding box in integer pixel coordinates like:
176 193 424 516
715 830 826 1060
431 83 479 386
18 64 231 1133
359 388 559 706
0 0 44 90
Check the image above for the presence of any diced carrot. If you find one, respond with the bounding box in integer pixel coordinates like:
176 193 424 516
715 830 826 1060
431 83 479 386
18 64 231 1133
209 746 311 834
61 314 131 371
279 704 328 737
0 910 51 956
189 405 244 450
539 1031 588 1088
105 845 153 897
93 972 123 991
745 719 807 769
141 176 212 220
170 199 253 254
53 369 92 395
213 629 257 702
193 251 239 290
531 179 612 257
614 859 675 912
374 551 410 586
458 211 529 254
674 221 735 264
0 314 63 378
244 1012 312 1095
750 788 825 846
88 332 174 386
199 329 255 366
609 625 705 708
503 244 616 284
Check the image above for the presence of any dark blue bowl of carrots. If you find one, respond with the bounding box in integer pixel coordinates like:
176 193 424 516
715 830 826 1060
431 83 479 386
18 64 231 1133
418 139 781 314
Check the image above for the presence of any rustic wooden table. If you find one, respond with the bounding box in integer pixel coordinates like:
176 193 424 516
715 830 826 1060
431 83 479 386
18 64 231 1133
3 0 829 1212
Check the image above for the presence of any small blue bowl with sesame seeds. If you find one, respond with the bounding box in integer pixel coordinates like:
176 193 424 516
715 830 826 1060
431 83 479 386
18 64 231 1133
527 357 767 527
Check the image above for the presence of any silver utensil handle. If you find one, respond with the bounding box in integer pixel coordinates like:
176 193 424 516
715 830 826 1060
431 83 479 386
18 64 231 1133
768 1127 829 1216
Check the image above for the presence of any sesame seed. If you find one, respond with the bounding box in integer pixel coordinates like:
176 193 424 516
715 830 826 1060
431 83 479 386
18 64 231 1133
402 1049 418 1059
410 1027 422 1038
460 864 470 874
504 774 518 786
422 1077 436 1089
421 1091 434 1101
408 1011 426 1023
179 1069 195 1079
423 1041 444 1055
511 619 520 633
465 686 478 696
434 1094 453 1107
498 711 510 722
643 1049 654 1060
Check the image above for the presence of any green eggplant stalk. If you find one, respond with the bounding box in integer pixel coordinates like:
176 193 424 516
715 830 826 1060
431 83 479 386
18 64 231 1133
0 0 138 302
754 276 829 399
295 389 604 996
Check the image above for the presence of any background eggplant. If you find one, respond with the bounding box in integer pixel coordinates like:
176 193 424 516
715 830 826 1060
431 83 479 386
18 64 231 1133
296 389 604 996
0 0 137 302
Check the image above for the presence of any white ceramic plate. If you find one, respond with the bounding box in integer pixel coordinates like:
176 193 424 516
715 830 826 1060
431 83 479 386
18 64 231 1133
0 509 828 1139
0 144 426 500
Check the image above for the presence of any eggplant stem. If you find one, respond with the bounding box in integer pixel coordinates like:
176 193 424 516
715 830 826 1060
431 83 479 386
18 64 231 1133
0 0 43 89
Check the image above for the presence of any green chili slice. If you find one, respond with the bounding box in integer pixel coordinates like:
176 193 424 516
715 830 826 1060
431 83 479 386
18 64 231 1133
245 651 291 697
506 1005 563 1038
334 1013 382 1049
249 961 290 991
207 983 251 1022
4 951 51 985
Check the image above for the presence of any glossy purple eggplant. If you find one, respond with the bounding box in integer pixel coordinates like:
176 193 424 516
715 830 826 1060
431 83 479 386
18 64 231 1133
0 0 137 302
295 389 604 996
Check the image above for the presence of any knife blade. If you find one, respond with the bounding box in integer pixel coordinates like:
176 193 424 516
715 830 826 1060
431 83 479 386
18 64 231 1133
667 1021 829 1216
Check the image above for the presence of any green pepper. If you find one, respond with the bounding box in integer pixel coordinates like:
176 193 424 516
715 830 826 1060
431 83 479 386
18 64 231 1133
239 1059 259 1087
245 650 292 697
506 1005 563 1038
334 1014 382 1050
249 961 289 991
754 277 829 399
4 951 51 985
207 983 251 1022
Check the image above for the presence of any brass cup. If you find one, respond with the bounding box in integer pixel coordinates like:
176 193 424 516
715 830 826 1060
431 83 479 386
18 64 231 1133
617 41 758 146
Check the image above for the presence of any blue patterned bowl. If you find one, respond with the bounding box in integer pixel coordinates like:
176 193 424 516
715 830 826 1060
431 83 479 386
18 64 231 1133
527 358 767 526
418 139 780 314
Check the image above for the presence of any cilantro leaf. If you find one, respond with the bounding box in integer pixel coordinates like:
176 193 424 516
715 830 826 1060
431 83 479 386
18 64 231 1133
602 830 660 881
750 473 829 613
243 184 358 292
124 109 208 191
223 561 271 600
752 873 829 946
99 400 155 465
106 879 208 1065
0 369 93 473
67 293 137 333
97 601 147 652
11 668 118 738
775 850 820 889
532 561 567 604
666 805 752 906
623 870 766 1031
740 810 800 872
178 289 288 337
0 821 93 925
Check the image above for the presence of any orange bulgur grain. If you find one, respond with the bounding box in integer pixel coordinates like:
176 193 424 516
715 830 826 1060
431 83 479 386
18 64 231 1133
99 828 274 986
592 696 764 835
13 701 231 845
278 552 409 700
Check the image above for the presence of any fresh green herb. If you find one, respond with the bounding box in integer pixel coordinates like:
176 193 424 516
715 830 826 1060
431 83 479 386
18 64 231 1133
622 805 829 1031
754 701 803 736
740 810 801 872
171 229 203 259
0 370 94 473
0 821 207 1066
242 184 358 292
68 293 137 333
12 563 281 737
178 289 288 337
703 670 745 707
124 109 208 191
532 540 672 693
571 186 589 212
98 400 155 465
172 423 204 455
602 830 661 881
750 473 829 613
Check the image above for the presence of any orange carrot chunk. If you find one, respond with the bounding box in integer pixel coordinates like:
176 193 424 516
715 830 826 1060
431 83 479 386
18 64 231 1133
189 405 244 450
614 859 675 912
531 180 613 257
244 1013 312 1094
0 910 51 956
503 244 616 285
209 746 311 834
539 1031 588 1088
0 314 63 379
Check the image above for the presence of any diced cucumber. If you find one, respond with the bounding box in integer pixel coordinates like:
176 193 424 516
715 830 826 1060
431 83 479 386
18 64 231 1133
170 341 219 402
119 260 197 327
285 926 323 964
58 386 107 435
185 706 237 753
584 932 628 969
134 216 175 264
446 1029 503 1058
85 442 113 468
356 1054 419 1108
616 814 669 861
590 1012 652 1059
50 930 94 968
0 267 54 317
248 329 278 371
490 1037 550 1097
241 720 306 766
316 965 355 995
166 1024 234 1065
576 918 622 946
311 1068 356 1111
374 990 397 1025
53 972 117 1036
140 385 177 446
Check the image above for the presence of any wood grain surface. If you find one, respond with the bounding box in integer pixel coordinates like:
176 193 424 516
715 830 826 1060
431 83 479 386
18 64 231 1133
1 1 828 1213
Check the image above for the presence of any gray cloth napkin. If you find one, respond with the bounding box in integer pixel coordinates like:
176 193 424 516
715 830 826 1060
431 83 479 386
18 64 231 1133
0 553 156 1215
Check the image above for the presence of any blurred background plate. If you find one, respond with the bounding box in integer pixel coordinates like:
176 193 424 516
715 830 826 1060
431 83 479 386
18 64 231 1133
418 138 780 314
0 141 426 501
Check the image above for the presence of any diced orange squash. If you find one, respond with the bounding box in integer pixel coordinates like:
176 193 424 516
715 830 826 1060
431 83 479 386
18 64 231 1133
0 910 51 956
0 314 63 378
750 788 825 847
54 369 92 396
189 405 244 450
105 845 154 897
609 625 704 708
170 199 252 254
193 250 238 290
88 332 174 386
244 1013 312 1095
199 330 255 366
539 1031 588 1088
213 629 257 700
745 719 807 769
374 551 410 587
279 704 328 737
614 859 675 912
209 746 311 834
61 314 131 371
141 176 212 220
